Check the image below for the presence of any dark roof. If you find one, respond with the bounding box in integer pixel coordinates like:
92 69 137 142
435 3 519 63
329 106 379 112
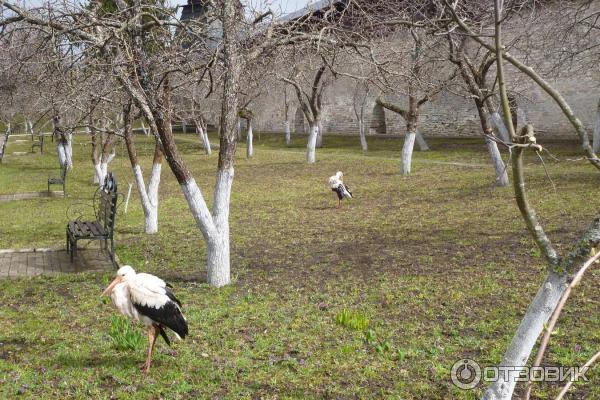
180 0 210 22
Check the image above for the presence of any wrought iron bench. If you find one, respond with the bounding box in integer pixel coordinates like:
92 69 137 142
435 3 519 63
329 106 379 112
31 134 44 153
48 164 67 194
66 173 118 265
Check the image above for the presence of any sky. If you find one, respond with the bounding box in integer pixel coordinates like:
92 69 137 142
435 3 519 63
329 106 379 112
20 0 313 18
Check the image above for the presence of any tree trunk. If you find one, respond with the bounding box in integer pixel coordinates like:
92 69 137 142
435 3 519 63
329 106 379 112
197 124 212 155
207 168 233 287
359 119 368 152
237 119 242 141
27 120 34 136
483 272 567 400
594 98 600 154
90 125 101 184
476 102 509 186
178 169 233 287
100 161 108 183
415 130 429 151
285 120 291 146
401 127 417 175
246 118 253 158
65 130 73 169
485 136 509 186
93 163 102 184
490 112 511 143
204 130 212 155
146 152 162 233
307 123 318 163
124 102 162 234
182 121 187 134
56 142 67 167
316 120 323 148
131 163 160 234
141 120 150 136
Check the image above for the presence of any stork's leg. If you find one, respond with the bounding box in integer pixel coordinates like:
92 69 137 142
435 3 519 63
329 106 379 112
337 198 341 209
142 325 158 373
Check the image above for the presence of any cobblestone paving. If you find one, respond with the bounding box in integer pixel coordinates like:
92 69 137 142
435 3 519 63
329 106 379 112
0 248 115 279
0 191 64 202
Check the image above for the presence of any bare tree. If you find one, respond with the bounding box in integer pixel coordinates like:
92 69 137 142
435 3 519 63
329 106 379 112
123 101 163 234
447 35 509 186
440 2 600 398
283 86 292 146
352 80 369 152
282 60 329 163
374 27 454 175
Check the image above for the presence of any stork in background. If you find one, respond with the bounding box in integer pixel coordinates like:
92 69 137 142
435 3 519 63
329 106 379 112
102 265 188 373
328 171 353 208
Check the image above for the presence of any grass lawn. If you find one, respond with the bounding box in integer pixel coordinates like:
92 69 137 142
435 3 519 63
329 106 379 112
0 132 598 399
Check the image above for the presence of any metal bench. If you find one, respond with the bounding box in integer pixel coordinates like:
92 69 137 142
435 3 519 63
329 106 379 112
66 173 118 265
31 134 44 153
48 164 67 194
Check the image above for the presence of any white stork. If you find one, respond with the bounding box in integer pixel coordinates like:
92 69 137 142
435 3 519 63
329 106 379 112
101 265 188 373
328 171 353 208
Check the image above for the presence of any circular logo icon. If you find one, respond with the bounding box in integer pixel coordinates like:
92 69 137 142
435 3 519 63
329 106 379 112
451 358 481 390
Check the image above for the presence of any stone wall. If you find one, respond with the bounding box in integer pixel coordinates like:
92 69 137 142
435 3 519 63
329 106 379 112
251 71 599 140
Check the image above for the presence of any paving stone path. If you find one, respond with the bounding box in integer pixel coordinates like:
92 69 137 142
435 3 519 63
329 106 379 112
0 191 64 202
0 248 115 279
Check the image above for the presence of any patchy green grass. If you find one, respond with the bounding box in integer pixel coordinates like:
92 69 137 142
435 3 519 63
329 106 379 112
108 316 146 351
335 309 370 331
0 131 598 399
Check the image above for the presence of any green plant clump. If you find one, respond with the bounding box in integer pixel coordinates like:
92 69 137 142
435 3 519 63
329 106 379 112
335 309 370 331
108 315 145 351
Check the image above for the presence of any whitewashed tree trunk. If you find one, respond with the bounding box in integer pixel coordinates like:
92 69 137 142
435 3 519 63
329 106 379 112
490 112 511 143
483 272 567 400
237 119 242 141
130 163 161 234
65 131 73 169
57 143 67 167
180 168 233 287
485 136 509 186
306 123 318 163
203 130 212 156
141 121 150 136
100 162 108 183
246 119 254 158
359 119 368 151
316 120 323 148
285 120 291 146
415 130 429 151
182 121 187 134
197 125 212 155
27 120 34 135
146 163 161 233
401 130 417 175
93 163 102 184
594 101 600 154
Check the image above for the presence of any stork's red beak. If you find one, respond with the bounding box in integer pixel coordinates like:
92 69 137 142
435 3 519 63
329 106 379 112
102 276 122 296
